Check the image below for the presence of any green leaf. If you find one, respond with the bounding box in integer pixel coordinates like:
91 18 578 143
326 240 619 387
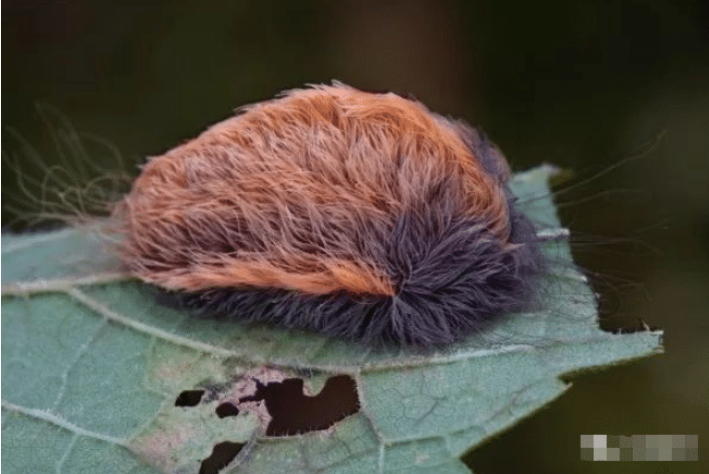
1 165 663 474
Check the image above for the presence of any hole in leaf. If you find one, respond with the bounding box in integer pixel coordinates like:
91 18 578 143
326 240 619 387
198 441 244 474
175 389 205 407
216 402 240 418
240 374 360 436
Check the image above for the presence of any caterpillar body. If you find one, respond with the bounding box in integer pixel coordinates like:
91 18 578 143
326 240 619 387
114 82 546 347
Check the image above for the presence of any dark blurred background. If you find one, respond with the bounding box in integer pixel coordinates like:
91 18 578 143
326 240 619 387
3 1 708 472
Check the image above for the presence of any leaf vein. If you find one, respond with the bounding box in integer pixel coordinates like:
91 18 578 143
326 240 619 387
1 399 127 446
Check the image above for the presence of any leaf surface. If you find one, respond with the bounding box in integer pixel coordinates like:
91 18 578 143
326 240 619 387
1 165 663 474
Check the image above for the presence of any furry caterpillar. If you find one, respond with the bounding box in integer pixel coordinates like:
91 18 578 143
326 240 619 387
113 82 546 347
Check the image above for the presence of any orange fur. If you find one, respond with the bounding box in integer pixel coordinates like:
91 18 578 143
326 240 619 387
113 82 511 296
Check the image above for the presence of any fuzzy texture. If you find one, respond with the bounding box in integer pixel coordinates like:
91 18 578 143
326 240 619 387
114 82 545 346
